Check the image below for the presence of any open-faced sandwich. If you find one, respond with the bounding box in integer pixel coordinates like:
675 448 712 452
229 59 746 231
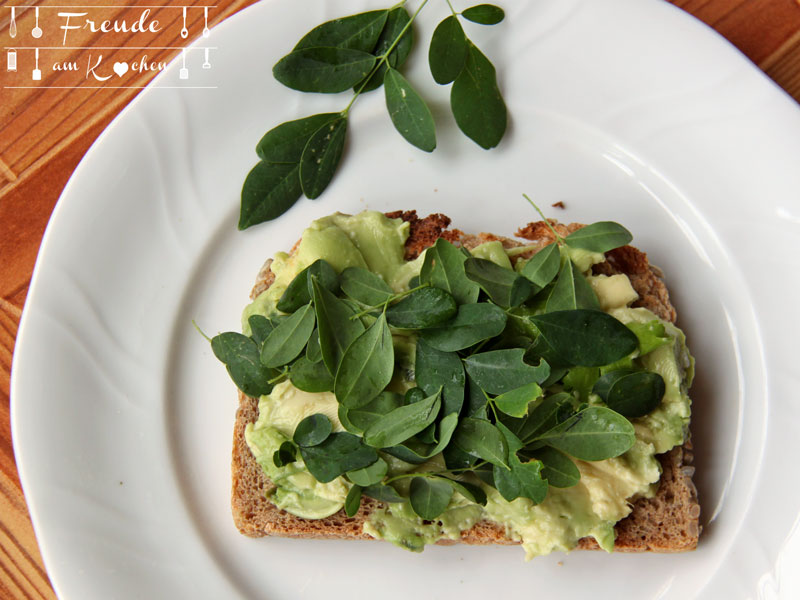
211 209 699 559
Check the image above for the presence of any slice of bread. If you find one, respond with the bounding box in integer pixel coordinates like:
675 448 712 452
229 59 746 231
231 211 700 552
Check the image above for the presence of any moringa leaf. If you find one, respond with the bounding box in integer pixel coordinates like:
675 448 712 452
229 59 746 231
594 370 666 418
273 440 297 468
512 392 575 443
562 366 600 403
450 42 506 149
409 477 453 519
337 404 360 435
421 302 506 352
461 4 505 25
345 484 362 516
300 116 348 199
384 412 459 462
464 257 534 307
293 414 332 447
273 47 376 93
530 309 639 367
294 10 389 52
442 443 480 471
530 446 580 488
523 325 572 369
299 432 378 483
405 389 437 439
520 242 560 289
404 387 426 404
415 339 465 416
465 374 488 419
248 315 275 348
356 7 414 92
380 7 414 66
211 332 275 396
386 287 456 329
492 455 547 503
312 277 365 375
339 391 404 434
496 420 523 454
305 328 322 363
277 260 339 313
445 478 487 505
494 382 543 418
239 161 302 229
260 303 316 368
564 222 632 253
363 389 441 448
363 483 405 503
493 422 548 502
334 313 394 408
381 442 431 465
289 355 334 392
429 15 468 84
420 238 480 305
384 67 437 152
453 417 508 468
340 266 393 306
534 406 635 461
256 113 340 163
545 258 600 312
347 456 388 486
540 366 569 389
464 349 550 395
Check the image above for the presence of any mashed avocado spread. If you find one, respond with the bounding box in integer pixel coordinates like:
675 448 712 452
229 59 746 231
242 211 693 559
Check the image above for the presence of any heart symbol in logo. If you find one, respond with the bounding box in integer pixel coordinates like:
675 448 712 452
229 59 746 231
113 62 129 77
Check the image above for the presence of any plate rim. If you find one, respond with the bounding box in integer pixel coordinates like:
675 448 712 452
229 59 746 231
11 0 800 598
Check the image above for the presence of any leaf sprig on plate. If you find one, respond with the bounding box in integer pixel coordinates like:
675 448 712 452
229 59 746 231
240 1 508 229
211 213 674 521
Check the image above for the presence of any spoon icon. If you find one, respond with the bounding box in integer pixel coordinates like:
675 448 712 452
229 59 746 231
181 7 188 39
9 7 16 38
179 48 188 79
203 7 209 38
32 7 42 39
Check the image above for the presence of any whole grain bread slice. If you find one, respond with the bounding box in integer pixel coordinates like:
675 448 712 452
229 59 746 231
231 212 700 552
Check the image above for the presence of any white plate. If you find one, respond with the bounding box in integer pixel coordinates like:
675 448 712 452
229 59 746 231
12 0 800 598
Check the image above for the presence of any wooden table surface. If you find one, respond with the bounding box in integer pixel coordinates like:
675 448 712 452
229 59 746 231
1 0 799 597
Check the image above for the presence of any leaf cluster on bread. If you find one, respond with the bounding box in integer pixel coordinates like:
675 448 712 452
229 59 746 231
214 217 680 522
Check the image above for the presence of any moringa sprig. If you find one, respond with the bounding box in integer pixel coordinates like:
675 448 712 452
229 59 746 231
239 1 508 230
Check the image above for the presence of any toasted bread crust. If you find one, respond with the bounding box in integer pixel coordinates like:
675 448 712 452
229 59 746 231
231 213 700 552
384 210 465 260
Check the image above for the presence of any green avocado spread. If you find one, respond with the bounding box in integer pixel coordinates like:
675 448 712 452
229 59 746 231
242 211 694 559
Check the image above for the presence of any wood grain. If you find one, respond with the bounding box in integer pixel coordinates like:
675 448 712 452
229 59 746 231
1 1 799 598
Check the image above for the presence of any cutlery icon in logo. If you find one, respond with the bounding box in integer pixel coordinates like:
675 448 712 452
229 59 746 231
32 48 41 80
7 49 17 72
9 7 17 38
32 7 42 39
202 47 211 69
203 7 210 38
181 7 188 39
179 48 189 80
